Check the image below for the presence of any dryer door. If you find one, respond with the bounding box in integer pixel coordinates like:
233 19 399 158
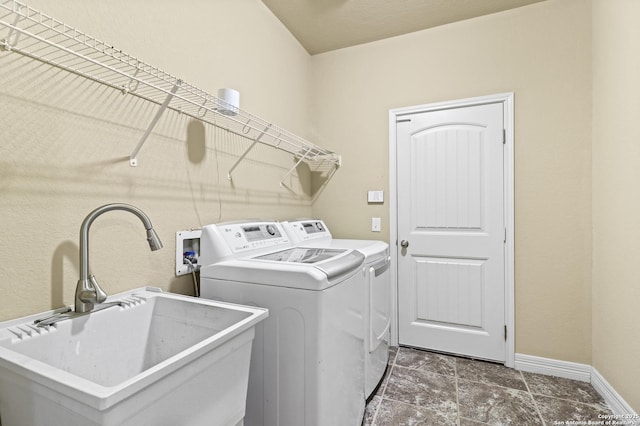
369 256 391 352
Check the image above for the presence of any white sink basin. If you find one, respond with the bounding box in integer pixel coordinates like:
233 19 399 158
0 287 268 426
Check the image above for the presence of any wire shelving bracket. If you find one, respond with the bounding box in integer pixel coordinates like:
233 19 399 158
0 0 341 177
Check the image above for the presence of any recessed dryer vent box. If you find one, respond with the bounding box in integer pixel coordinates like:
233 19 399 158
176 230 202 276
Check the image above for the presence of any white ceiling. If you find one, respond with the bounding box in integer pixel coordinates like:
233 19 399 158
261 0 547 55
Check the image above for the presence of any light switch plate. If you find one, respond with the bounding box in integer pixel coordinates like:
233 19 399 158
367 190 384 203
372 217 381 232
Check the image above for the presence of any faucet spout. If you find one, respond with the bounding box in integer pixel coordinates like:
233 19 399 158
75 203 163 313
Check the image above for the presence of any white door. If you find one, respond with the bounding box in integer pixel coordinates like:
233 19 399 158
396 102 506 362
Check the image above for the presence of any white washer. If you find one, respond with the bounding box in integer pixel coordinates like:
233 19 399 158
198 221 366 426
281 220 391 399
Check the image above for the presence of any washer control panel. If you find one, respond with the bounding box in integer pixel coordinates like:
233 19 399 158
219 222 289 253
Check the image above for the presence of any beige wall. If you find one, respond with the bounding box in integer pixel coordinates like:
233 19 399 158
0 0 313 321
592 0 640 412
311 0 593 364
3 0 638 412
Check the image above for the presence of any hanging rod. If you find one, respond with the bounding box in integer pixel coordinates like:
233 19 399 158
0 0 341 171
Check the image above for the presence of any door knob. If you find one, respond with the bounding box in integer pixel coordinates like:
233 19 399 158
400 240 409 248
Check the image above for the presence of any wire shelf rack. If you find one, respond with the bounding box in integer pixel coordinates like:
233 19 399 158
0 0 341 180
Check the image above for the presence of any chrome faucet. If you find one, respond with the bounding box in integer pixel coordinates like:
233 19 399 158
74 203 163 313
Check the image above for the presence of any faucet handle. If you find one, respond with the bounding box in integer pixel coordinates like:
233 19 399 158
89 275 108 304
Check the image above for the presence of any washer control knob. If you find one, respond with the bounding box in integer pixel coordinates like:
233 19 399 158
266 225 276 236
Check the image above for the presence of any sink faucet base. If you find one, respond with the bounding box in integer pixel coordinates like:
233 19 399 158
75 275 108 313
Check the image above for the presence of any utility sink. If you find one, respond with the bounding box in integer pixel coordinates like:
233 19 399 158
0 287 268 426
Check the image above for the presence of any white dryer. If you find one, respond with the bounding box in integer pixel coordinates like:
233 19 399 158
281 220 391 399
198 221 366 426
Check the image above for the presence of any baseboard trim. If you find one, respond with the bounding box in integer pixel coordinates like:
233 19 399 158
514 353 637 417
591 368 637 416
514 353 591 382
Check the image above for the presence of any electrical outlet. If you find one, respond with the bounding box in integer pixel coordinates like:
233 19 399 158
372 217 381 232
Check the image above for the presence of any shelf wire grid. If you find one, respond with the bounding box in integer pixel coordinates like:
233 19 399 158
0 0 340 167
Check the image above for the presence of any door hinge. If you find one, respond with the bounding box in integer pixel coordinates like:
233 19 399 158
503 129 506 144
504 325 508 341
504 227 507 243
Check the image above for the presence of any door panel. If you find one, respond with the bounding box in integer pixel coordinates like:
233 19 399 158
414 125 484 230
415 257 484 328
397 102 505 362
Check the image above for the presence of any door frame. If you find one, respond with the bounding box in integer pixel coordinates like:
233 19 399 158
388 92 515 367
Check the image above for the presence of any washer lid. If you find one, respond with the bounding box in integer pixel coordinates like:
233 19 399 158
253 247 346 264
201 249 364 290
330 239 389 263
253 247 364 282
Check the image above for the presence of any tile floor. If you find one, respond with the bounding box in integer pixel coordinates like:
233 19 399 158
364 346 619 426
